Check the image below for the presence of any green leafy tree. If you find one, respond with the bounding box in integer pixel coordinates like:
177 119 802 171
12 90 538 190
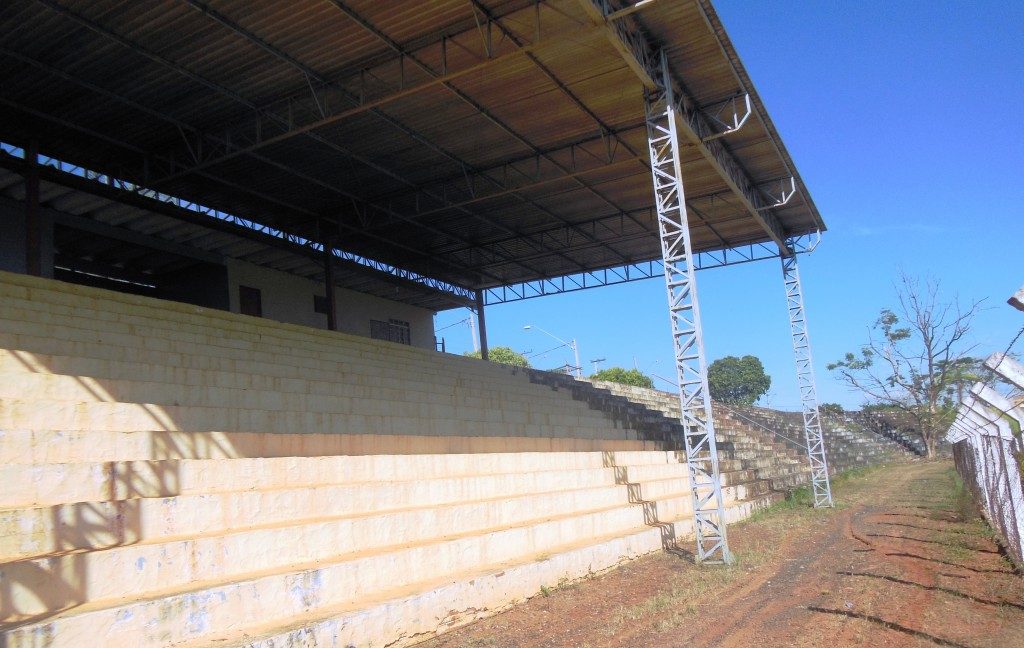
708 355 771 404
827 274 982 458
590 367 654 388
464 346 530 367
819 403 845 415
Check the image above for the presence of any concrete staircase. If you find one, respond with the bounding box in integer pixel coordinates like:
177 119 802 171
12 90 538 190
846 411 931 456
0 271 782 647
723 404 913 470
565 379 812 492
577 381 912 481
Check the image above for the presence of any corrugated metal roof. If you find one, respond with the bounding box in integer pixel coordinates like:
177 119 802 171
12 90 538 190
0 166 465 309
0 0 824 292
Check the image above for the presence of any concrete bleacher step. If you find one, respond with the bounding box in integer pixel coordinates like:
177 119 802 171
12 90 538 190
1 450 687 508
0 359 602 433
1 463 634 562
5 485 674 617
188 496 792 648
3 485 781 648
0 451 689 540
581 381 825 492
2 457 778 645
0 305 656 452
1 272 794 646
0 395 623 436
0 364 597 414
0 326 556 420
0 289 521 384
0 336 570 418
0 427 660 466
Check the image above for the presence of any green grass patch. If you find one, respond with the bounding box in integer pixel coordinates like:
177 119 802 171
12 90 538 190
951 472 980 523
746 464 886 525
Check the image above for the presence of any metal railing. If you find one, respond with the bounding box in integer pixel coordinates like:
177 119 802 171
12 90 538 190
716 403 809 451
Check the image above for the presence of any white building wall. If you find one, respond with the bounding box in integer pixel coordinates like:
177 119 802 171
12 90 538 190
225 258 436 350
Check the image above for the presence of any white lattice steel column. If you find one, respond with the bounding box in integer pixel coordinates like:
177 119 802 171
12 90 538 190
781 247 833 507
646 51 731 563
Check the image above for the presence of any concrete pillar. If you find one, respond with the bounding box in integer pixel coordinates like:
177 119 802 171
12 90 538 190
475 290 489 361
324 244 337 331
25 140 41 277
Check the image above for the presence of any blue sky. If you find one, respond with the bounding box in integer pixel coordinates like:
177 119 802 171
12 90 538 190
436 0 1024 409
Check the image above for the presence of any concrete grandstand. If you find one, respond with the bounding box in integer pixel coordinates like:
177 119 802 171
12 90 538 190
0 1 910 645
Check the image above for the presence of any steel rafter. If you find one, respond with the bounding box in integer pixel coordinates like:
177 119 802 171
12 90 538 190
646 51 730 564
170 1 571 280
173 0 602 276
0 141 475 306
575 0 790 252
0 93 500 288
325 0 636 267
22 3 547 282
781 244 833 508
465 0 653 235
482 233 819 304
158 1 571 176
364 127 647 228
692 0 822 229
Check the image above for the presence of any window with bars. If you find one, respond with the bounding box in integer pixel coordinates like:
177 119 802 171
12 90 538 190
370 318 411 345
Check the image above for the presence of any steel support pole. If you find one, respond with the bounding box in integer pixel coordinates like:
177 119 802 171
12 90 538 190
24 139 41 277
475 290 489 361
781 247 833 507
645 51 731 564
324 245 338 331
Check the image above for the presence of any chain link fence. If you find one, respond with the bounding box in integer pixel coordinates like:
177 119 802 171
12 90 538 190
947 286 1024 567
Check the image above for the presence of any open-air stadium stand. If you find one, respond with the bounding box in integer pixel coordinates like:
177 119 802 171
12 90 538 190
1 270 784 647
0 0 879 645
577 379 914 476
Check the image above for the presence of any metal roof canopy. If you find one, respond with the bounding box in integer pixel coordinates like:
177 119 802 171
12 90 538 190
0 163 473 310
0 0 824 298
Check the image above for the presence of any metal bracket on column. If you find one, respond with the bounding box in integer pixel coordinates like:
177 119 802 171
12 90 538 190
701 93 752 142
781 244 833 507
646 50 731 564
757 177 796 210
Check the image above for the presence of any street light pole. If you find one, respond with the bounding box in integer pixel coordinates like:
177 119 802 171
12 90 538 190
523 325 582 378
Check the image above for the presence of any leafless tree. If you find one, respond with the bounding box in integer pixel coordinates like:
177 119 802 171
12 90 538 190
828 274 984 458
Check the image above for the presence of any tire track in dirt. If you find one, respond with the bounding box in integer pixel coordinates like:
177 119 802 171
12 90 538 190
418 463 1024 648
702 467 924 646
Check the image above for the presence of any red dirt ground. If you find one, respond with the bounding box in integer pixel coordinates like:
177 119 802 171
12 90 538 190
416 462 1024 647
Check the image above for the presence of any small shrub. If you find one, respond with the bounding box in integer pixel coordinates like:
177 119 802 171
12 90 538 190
590 367 654 388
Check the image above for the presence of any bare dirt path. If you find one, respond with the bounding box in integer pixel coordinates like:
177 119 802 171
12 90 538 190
417 462 1024 647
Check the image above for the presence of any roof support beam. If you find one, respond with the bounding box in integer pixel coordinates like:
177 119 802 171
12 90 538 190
466 1 652 233
482 232 820 304
0 134 482 300
365 127 647 228
172 0 592 276
435 202 740 267
164 1 604 177
326 1 634 267
7 11 537 283
44 205 224 266
574 0 790 252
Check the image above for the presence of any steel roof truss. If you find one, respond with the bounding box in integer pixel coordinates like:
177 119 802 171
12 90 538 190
575 0 790 252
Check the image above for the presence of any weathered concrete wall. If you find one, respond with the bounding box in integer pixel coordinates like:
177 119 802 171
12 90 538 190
226 257 436 349
0 194 437 349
